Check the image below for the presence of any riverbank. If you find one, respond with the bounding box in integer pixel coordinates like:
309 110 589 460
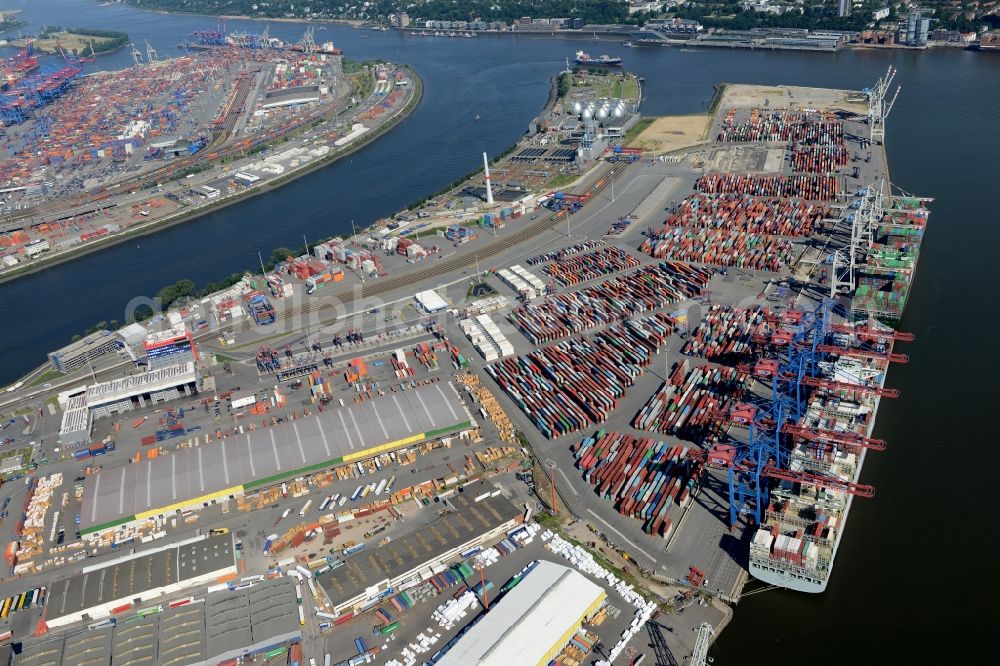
0 66 423 286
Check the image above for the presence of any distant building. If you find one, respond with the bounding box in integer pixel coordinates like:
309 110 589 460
905 9 930 46
513 17 562 31
838 0 852 17
629 1 664 13
23 238 49 258
395 12 410 28
873 6 890 21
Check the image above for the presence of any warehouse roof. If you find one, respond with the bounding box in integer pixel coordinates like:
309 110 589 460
204 578 300 660
84 362 197 409
435 560 606 666
81 382 471 532
13 578 300 666
262 85 321 108
113 615 157 666
45 534 234 624
319 491 520 604
158 604 207 666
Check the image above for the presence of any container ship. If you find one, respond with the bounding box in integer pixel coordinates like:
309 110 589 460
748 191 929 592
575 50 622 66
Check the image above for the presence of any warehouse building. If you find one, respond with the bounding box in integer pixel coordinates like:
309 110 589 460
434 560 607 666
44 533 236 628
84 361 199 419
320 491 521 614
80 383 474 537
262 85 322 109
15 577 300 666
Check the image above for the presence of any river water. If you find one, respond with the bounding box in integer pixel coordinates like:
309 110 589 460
4 1 999 659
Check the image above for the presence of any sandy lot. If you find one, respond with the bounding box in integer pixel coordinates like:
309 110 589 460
718 83 869 115
629 114 711 153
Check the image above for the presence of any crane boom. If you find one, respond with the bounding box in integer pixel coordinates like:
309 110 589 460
762 465 875 498
828 323 914 342
798 375 899 398
815 344 909 363
781 423 886 452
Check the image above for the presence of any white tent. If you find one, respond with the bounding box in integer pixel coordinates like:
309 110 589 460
414 289 448 313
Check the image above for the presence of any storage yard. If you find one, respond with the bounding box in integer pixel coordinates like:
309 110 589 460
0 70 929 665
0 42 417 277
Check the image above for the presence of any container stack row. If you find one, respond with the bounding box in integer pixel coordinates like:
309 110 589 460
717 110 844 145
487 316 677 439
639 227 792 272
508 262 710 345
632 361 749 440
680 304 770 364
658 194 828 238
572 431 703 537
526 239 606 265
497 266 544 300
486 335 645 438
540 246 641 287
696 173 838 201
790 145 849 173
427 569 462 592
459 314 515 362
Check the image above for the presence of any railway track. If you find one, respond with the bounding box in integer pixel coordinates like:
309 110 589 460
219 161 628 331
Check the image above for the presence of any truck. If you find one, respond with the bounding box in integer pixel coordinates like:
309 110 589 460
342 542 366 557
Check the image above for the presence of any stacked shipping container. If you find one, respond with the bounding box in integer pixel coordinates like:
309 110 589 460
632 360 749 439
573 431 703 537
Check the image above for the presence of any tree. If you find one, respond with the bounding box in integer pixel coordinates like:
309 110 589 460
175 279 195 298
271 247 295 264
156 284 179 309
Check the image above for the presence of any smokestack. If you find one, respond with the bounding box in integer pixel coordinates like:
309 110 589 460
483 151 494 206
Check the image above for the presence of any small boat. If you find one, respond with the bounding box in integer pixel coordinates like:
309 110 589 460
622 41 634 47
474 114 480 121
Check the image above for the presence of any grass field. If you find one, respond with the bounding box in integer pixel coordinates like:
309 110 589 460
29 370 63 388
596 76 640 101
13 31 116 56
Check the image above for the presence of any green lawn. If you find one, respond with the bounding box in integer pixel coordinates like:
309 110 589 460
29 369 63 387
596 76 639 101
544 174 579 191
623 117 655 147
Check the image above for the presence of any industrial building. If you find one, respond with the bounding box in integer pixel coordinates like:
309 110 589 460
262 85 322 109
80 382 474 536
434 560 607 666
319 491 521 613
47 330 122 373
17 577 299 665
44 533 236 628
57 392 91 447
83 361 199 419
143 324 199 369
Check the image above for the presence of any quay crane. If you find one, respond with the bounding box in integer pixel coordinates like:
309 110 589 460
705 300 899 526
862 65 901 144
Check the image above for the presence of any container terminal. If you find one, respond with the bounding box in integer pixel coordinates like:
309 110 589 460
0 31 418 279
0 65 928 664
